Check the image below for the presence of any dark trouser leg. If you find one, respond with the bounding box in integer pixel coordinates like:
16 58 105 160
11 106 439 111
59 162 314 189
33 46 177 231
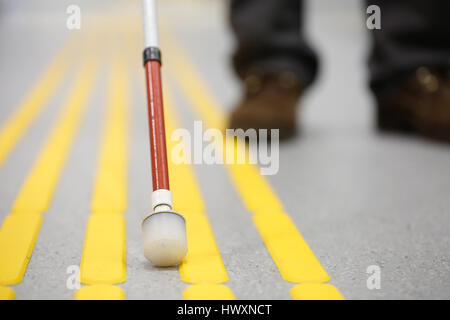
230 0 318 88
367 0 450 104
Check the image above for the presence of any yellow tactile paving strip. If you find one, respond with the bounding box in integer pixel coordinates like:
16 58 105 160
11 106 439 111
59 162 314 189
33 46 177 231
74 284 126 300
0 57 99 299
290 283 344 300
76 61 129 299
11 61 98 214
0 215 42 286
0 286 16 300
0 39 74 167
183 284 234 300
164 90 234 299
164 31 344 300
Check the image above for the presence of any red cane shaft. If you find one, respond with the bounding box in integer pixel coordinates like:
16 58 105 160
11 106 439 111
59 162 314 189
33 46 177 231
144 60 170 191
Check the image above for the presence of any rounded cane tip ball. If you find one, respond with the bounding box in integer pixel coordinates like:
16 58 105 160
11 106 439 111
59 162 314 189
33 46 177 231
142 212 187 267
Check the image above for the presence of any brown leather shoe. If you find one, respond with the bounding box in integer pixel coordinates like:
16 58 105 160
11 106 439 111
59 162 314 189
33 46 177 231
378 67 450 142
228 72 303 140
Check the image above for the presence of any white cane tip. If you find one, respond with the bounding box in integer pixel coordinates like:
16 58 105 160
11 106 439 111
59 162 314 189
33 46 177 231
142 211 187 267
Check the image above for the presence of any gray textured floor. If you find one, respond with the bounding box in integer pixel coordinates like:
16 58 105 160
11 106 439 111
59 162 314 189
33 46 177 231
1 0 449 300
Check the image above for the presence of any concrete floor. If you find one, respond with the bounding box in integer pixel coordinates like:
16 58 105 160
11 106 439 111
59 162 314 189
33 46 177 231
0 0 449 300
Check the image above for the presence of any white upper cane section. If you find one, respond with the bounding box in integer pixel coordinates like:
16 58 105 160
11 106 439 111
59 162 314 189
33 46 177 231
142 0 159 48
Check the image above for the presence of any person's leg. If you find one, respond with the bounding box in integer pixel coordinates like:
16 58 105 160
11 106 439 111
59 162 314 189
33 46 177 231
368 0 450 102
367 0 450 140
228 0 318 139
230 0 318 86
